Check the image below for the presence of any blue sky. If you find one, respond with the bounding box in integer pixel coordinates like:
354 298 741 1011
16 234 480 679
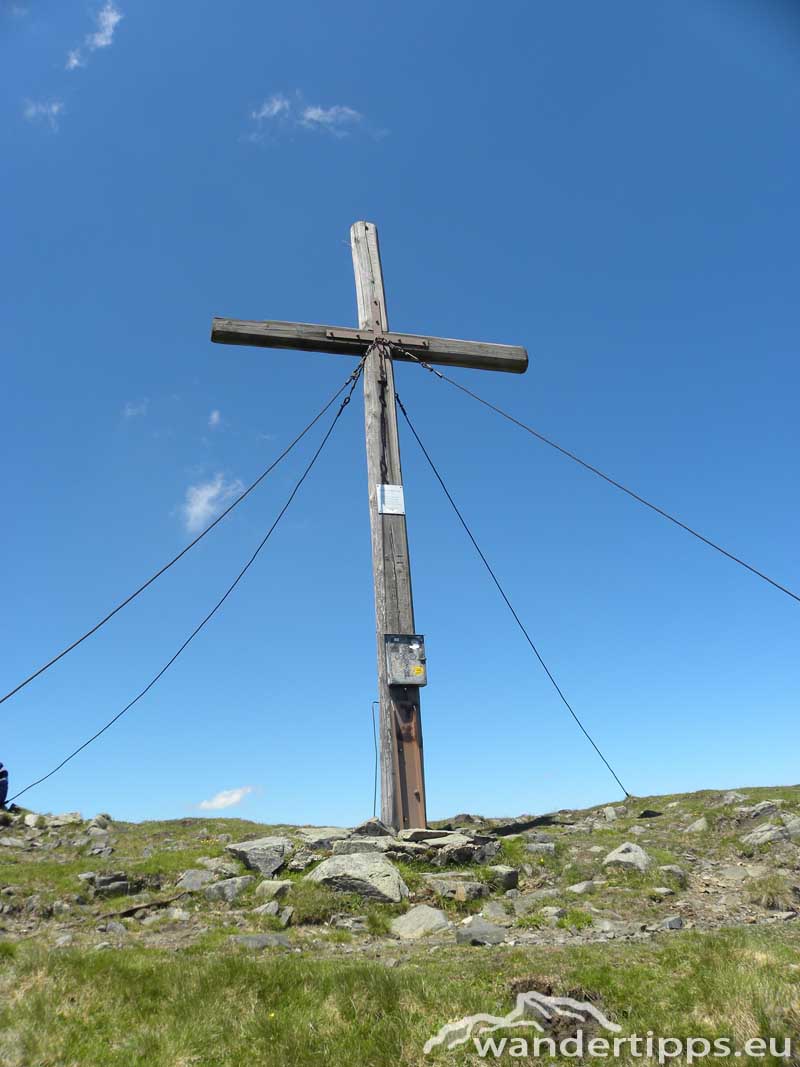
3 1 798 825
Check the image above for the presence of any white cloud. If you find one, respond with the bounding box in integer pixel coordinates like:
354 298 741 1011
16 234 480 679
249 93 366 140
251 94 290 121
198 786 254 811
122 399 148 418
208 409 221 428
181 473 243 532
66 2 123 71
87 2 123 49
300 104 362 134
23 100 64 129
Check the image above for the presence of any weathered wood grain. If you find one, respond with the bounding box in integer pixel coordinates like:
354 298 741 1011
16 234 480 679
211 318 528 374
352 220 428 831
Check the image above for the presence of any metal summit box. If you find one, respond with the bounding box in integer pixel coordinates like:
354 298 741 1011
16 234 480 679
384 634 427 687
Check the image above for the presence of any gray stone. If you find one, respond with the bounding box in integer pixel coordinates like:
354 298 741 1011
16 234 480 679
480 900 516 926
278 906 294 928
390 904 450 940
602 806 617 822
286 849 320 872
566 880 597 895
649 887 676 900
225 837 293 877
297 826 351 849
203 875 254 903
540 906 566 919
176 869 216 892
658 865 688 888
54 933 73 948
253 901 279 916
105 920 127 937
349 818 394 838
0 837 28 849
305 853 408 904
602 842 651 873
487 865 519 890
254 879 292 901
630 825 648 836
397 827 453 842
456 917 507 946
661 915 684 930
332 837 394 856
741 824 789 848
23 814 44 829
718 791 747 805
197 856 240 877
423 874 489 902
230 933 290 950
164 908 190 922
685 817 708 834
526 843 555 854
782 817 800 841
45 812 83 828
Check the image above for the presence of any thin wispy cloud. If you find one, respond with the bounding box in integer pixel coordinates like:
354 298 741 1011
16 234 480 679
300 105 362 135
251 94 290 121
122 399 148 418
248 92 370 142
181 473 243 533
23 100 64 130
66 2 123 71
197 786 254 811
208 409 221 429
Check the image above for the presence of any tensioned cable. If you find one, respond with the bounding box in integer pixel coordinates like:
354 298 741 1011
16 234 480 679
8 364 363 804
0 362 367 710
395 391 631 798
395 346 799 606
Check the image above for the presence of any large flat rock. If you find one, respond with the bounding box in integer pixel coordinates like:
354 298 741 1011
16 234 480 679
305 853 408 903
225 836 293 877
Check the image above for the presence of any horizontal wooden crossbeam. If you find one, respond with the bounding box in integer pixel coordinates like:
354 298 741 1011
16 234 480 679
211 318 528 374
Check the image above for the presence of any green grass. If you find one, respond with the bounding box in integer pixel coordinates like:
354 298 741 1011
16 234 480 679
1 926 799 1066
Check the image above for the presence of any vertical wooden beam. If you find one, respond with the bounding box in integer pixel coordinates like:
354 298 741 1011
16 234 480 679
351 221 427 830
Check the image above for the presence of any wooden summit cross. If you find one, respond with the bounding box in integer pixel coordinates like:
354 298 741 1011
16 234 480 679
211 221 528 829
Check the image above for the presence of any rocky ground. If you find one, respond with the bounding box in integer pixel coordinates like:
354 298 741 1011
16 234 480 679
2 784 799 960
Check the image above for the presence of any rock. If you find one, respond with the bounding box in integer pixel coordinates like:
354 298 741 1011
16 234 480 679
297 827 351 849
176 869 216 892
659 865 688 888
747 801 780 819
566 880 597 895
741 824 789 848
278 906 294 928
54 933 73 948
203 875 254 903
286 849 320 872
105 920 127 937
253 900 279 916
254 879 292 901
630 825 648 836
649 887 675 900
512 889 559 916
397 827 453 842
782 816 800 841
229 933 290 950
45 812 83 828
89 814 111 830
305 854 408 904
197 856 240 877
0 837 28 849
456 917 507 946
661 915 684 931
423 873 489 902
390 904 450 940
526 843 555 854
332 914 369 933
602 842 651 873
480 901 516 926
164 908 190 922
487 865 519 890
349 818 394 838
602 806 617 822
225 837 293 877
94 873 143 898
718 791 747 805
685 817 708 834
332 837 394 856
541 906 566 919
23 814 44 829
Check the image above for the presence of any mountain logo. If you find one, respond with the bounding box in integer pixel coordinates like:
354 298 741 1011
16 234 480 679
423 988 621 1055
